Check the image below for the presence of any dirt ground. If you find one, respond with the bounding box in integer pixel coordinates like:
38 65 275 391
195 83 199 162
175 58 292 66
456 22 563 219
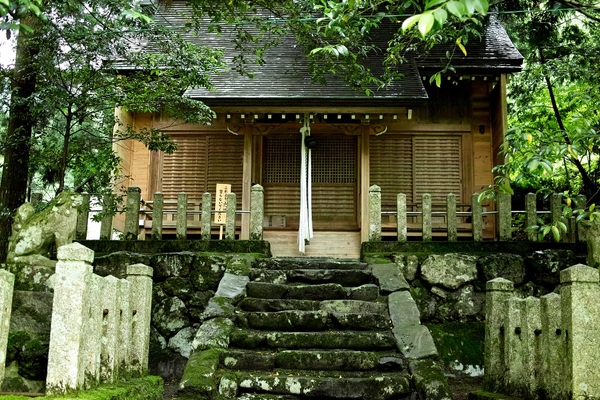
163 376 484 399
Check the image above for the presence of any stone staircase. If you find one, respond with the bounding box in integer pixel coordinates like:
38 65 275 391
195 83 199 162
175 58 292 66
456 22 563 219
178 258 452 400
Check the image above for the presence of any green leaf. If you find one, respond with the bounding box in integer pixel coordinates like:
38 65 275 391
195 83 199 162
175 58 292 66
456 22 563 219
528 159 539 172
551 225 560 242
418 13 435 37
402 14 421 32
557 221 567 232
590 204 596 212
433 8 448 27
446 0 467 17
425 0 447 10
474 0 488 14
499 184 514 195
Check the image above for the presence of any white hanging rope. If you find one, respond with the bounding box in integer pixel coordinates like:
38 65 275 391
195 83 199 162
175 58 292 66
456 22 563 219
298 113 313 254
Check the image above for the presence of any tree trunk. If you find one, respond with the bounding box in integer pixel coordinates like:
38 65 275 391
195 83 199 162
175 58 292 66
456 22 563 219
56 107 73 194
0 15 40 262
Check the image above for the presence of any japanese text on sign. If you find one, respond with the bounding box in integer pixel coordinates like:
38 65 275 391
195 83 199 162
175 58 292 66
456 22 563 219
214 184 231 225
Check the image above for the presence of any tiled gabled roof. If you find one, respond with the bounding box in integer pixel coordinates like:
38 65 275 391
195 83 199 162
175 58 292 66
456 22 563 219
145 2 522 106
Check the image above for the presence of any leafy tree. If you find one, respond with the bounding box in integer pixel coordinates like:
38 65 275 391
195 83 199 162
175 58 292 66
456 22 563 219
496 0 600 203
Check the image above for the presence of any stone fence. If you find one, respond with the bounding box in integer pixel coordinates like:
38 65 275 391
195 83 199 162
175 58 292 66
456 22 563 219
75 185 264 241
368 185 582 243
46 242 153 395
484 264 600 399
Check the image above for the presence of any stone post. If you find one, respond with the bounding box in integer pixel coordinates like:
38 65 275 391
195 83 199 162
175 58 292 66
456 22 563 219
152 192 163 240
447 193 457 242
30 192 42 207
540 293 565 399
47 243 95 395
100 276 120 383
521 296 542 397
83 274 104 388
124 186 141 240
117 279 132 377
560 264 600 399
99 194 114 240
471 193 483 241
201 192 212 241
504 297 525 395
525 193 537 242
368 185 381 242
397 193 407 242
127 264 153 375
498 192 512 241
225 193 237 240
551 193 566 242
484 278 514 392
76 192 90 241
582 221 600 268
250 185 264 240
176 192 188 240
0 270 14 387
422 193 432 241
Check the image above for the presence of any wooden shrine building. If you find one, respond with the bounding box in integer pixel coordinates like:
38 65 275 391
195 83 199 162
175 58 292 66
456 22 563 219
115 2 523 258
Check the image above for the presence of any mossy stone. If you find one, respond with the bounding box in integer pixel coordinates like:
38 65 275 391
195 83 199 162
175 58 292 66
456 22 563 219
179 348 225 397
425 322 485 370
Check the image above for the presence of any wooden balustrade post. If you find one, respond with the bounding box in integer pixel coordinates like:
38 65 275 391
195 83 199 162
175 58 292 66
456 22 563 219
124 186 141 240
368 185 381 242
397 193 407 242
176 192 188 240
471 193 483 242
526 193 537 242
152 192 163 240
447 193 457 242
250 185 264 240
225 193 236 240
201 193 211 241
76 192 90 241
99 194 113 240
498 192 512 241
422 193 432 241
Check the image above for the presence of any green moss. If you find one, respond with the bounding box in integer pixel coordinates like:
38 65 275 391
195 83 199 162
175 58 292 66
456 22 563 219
425 322 485 368
468 390 521 399
225 256 254 276
363 256 391 264
178 348 224 397
0 376 163 399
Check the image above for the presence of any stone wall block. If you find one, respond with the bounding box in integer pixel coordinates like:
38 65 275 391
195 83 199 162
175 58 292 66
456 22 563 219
560 264 600 399
127 263 154 374
504 297 525 396
420 254 478 290
0 269 14 388
540 293 565 399
46 243 94 394
483 278 514 392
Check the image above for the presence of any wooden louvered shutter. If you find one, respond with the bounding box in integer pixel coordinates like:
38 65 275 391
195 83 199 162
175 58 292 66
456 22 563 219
162 135 207 202
207 136 244 208
369 135 414 207
161 134 244 208
413 136 462 203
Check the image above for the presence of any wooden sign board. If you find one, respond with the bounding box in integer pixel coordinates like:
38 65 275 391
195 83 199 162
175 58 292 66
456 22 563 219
214 183 231 225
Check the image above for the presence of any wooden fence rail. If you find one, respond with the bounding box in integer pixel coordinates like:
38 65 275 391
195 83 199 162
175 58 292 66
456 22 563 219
368 185 581 243
75 184 265 241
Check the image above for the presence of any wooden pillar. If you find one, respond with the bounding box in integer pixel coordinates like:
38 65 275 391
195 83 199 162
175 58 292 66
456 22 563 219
360 126 370 243
241 126 253 240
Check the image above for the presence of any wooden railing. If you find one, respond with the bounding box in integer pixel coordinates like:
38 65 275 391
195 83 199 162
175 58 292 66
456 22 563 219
75 185 265 241
368 185 582 242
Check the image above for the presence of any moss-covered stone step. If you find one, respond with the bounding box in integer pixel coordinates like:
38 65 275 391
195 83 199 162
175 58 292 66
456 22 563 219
246 282 348 300
257 258 368 271
237 394 301 400
230 329 397 350
287 269 373 286
319 300 387 315
237 311 392 331
237 371 411 400
237 310 333 331
239 298 321 312
221 349 392 371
